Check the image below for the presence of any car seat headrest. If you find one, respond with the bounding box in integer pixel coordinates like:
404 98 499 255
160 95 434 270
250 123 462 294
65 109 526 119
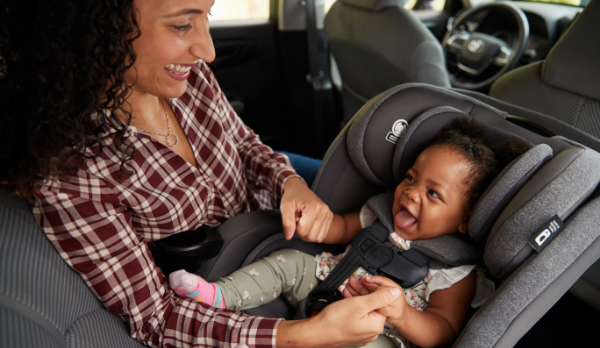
338 0 408 12
366 192 480 266
468 144 554 243
346 87 511 188
542 0 600 101
483 140 600 279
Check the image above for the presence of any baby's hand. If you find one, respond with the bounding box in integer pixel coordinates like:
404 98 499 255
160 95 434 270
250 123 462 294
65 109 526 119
344 275 408 324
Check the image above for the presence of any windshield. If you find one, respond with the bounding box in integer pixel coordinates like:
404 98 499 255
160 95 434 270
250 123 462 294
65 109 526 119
519 0 589 6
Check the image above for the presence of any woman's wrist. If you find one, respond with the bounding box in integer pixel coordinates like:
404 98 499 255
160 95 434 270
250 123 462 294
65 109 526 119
282 176 306 194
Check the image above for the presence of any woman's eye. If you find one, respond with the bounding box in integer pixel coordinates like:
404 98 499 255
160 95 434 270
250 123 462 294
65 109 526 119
173 24 191 32
428 190 440 199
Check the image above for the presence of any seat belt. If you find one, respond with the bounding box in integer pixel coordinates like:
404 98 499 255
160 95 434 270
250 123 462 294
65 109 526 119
306 221 431 314
303 0 324 91
303 0 326 154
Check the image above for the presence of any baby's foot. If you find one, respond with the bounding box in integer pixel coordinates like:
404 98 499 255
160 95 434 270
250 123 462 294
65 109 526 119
169 270 225 308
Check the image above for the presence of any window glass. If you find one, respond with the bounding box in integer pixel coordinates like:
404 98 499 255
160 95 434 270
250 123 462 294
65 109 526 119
210 0 270 21
325 0 446 12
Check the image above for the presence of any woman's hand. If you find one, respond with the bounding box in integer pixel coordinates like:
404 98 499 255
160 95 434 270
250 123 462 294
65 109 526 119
275 286 402 347
280 177 334 242
343 275 409 324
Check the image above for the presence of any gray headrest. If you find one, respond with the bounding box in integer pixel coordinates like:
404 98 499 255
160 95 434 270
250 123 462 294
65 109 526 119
366 192 480 266
468 144 553 242
542 0 600 101
339 0 407 12
483 140 600 279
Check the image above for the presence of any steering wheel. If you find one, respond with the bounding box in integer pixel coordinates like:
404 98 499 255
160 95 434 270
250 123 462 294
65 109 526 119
442 2 530 90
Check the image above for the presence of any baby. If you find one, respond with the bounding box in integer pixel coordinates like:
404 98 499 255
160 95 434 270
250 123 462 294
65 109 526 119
169 118 530 347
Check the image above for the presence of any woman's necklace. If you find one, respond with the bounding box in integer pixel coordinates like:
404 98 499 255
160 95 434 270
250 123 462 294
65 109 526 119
137 98 179 147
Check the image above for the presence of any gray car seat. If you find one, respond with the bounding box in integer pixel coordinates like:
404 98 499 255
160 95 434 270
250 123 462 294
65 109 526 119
3 84 600 347
459 0 600 142
324 0 451 124
208 84 600 347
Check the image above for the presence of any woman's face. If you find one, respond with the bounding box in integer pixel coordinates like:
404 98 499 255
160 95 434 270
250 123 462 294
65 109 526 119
127 0 216 98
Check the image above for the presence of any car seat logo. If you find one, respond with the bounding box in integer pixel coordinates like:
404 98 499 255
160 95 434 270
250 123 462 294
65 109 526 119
386 119 409 144
468 39 484 53
528 215 564 253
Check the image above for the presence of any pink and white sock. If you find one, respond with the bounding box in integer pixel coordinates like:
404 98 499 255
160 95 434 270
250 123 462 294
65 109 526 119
169 270 225 308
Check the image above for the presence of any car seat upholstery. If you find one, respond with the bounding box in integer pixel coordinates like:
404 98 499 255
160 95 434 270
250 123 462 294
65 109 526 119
0 186 145 348
324 0 451 124
486 0 600 138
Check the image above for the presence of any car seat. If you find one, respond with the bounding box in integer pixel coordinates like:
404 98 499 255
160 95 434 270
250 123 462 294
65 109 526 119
324 0 451 125
3 84 600 348
201 83 600 347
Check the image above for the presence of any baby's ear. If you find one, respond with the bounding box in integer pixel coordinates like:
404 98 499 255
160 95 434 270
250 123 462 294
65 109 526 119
458 213 471 234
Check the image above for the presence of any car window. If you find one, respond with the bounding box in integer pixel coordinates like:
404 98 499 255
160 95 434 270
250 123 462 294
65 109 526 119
325 0 447 12
519 0 586 6
210 0 270 21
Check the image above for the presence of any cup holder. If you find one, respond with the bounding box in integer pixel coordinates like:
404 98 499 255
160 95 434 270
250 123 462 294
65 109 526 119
152 225 224 276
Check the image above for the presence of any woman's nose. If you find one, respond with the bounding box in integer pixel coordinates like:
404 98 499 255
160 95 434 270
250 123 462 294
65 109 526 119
190 22 216 63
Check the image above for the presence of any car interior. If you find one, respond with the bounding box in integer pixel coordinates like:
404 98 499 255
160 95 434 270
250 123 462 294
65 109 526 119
2 0 599 347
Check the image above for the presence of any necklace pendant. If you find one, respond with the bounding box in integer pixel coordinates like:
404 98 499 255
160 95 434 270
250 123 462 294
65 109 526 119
166 132 179 147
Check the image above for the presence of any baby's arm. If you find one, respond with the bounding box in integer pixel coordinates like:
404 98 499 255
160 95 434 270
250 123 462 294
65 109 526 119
345 274 475 347
321 212 362 244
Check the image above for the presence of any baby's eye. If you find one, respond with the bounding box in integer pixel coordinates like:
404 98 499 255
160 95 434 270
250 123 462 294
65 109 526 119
406 175 415 183
428 190 440 199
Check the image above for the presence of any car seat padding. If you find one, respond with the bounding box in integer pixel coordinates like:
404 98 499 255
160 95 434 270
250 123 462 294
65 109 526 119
468 144 553 243
484 142 600 279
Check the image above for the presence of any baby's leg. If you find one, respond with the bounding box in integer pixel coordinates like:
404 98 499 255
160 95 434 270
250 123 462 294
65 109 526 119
217 249 319 311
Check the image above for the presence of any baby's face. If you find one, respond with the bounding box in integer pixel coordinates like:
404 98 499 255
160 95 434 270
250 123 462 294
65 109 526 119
391 145 472 241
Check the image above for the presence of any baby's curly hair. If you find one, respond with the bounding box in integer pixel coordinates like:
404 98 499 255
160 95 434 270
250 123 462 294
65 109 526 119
0 0 140 197
429 118 532 212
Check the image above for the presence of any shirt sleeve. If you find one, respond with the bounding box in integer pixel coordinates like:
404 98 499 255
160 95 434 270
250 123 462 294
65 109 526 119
201 64 301 198
31 172 282 348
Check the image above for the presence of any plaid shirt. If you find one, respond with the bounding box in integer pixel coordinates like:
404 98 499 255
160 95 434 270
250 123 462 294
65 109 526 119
30 62 299 347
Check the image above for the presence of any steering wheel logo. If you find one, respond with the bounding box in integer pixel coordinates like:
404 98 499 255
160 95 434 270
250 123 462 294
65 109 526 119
468 39 485 53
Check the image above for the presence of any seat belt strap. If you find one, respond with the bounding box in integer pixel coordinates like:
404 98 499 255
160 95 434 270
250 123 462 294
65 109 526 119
309 247 364 298
303 0 324 91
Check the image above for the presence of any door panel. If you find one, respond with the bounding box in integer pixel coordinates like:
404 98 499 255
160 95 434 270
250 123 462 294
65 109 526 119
209 21 287 147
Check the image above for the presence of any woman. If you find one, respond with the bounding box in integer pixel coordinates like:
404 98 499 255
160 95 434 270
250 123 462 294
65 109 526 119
0 0 399 347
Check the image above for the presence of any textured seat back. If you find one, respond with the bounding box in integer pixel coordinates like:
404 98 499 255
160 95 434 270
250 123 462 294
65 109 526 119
0 186 145 348
325 0 450 124
489 0 600 138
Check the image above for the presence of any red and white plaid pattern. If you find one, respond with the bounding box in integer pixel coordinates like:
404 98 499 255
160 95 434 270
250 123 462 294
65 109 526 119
30 62 298 347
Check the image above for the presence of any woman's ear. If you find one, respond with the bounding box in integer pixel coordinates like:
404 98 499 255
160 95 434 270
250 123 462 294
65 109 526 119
458 212 471 234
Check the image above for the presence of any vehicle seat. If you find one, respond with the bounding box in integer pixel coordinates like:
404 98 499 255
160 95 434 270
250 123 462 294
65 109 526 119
324 0 451 124
485 0 600 139
0 186 145 348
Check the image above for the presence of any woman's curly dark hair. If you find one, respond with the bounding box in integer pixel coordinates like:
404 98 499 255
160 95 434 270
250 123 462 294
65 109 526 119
0 0 140 197
429 118 532 212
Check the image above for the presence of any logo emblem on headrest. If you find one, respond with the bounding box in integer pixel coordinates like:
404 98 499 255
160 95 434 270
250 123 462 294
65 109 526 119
468 39 485 53
386 119 409 144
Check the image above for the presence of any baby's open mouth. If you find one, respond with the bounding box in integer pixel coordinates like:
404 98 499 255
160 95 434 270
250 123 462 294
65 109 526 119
394 206 418 229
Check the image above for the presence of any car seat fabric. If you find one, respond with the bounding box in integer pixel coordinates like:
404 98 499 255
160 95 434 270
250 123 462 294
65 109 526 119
468 144 553 243
489 0 600 138
0 186 145 348
325 0 451 123
484 141 600 279
455 193 600 348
